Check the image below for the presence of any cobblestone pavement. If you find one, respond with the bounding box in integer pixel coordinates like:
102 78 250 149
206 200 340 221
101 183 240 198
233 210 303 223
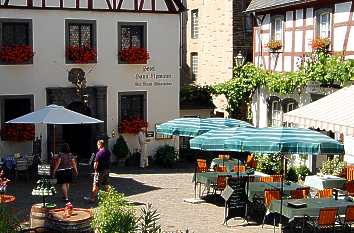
7 164 275 233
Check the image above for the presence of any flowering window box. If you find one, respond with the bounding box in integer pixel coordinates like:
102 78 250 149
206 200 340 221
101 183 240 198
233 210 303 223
0 45 34 64
119 47 150 64
119 117 148 134
311 37 331 53
0 124 35 141
66 45 97 64
266 40 283 52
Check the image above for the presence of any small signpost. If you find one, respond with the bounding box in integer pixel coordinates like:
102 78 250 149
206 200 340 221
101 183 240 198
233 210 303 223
32 164 56 207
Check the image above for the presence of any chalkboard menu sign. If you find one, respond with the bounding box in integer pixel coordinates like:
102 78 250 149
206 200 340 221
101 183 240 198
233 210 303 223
224 176 248 223
38 164 51 176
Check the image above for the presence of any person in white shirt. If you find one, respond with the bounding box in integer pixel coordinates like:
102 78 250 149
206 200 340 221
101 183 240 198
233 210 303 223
138 127 148 168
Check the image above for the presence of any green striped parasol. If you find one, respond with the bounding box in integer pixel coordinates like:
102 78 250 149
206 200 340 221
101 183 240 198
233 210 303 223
224 127 344 155
156 117 253 138
190 127 255 151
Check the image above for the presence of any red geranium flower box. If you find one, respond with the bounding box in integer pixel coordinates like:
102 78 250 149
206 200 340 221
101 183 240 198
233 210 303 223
0 124 35 141
66 45 97 64
119 117 148 134
0 45 34 64
119 47 150 64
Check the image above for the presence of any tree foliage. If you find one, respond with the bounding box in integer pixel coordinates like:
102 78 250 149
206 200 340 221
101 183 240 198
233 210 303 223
211 52 354 113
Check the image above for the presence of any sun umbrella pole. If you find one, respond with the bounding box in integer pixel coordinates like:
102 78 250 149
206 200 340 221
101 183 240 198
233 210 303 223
279 153 285 233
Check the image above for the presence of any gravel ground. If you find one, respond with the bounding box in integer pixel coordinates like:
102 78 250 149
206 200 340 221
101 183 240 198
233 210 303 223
6 164 275 233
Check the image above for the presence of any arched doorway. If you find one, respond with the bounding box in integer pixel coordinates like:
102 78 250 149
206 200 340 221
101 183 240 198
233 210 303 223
62 102 93 160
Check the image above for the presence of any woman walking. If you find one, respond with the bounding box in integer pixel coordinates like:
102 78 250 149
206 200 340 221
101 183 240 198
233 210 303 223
53 143 78 202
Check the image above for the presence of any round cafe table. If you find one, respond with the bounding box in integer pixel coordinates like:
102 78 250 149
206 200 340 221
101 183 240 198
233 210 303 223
0 194 16 204
47 208 92 233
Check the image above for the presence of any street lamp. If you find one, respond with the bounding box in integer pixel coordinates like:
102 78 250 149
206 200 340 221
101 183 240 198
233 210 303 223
235 51 245 67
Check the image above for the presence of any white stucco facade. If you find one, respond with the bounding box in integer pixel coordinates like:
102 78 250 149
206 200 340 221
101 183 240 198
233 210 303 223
0 6 182 160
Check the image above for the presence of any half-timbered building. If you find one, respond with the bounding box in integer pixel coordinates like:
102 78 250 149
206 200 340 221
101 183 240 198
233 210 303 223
0 0 185 160
247 0 354 169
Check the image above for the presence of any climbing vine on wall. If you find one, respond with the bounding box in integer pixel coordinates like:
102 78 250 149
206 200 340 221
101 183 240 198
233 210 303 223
211 52 354 113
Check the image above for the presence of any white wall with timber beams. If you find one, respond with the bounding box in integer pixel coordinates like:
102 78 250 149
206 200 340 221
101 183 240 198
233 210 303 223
0 8 180 158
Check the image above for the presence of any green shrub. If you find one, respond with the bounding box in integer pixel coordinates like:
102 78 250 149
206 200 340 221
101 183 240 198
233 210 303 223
0 205 19 233
112 135 130 159
138 203 161 233
255 154 281 175
286 167 298 182
296 165 310 181
320 157 346 176
91 187 137 233
154 145 178 168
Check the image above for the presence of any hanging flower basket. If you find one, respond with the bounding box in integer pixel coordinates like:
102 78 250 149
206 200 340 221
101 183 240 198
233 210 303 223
0 45 34 64
266 40 282 52
0 124 35 141
66 45 97 64
119 47 150 64
119 117 148 134
311 37 331 52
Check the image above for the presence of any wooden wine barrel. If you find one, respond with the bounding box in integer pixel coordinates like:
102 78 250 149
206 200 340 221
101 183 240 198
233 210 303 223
30 204 55 229
47 208 93 233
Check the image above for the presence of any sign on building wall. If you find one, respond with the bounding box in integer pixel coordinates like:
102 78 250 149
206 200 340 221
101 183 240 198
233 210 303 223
135 66 176 87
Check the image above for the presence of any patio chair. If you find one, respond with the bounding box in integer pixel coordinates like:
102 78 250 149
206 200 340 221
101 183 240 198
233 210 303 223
15 158 29 181
196 159 207 173
290 189 308 199
215 165 227 172
262 188 280 231
213 175 228 194
246 154 257 169
258 176 274 182
233 165 246 173
345 181 354 196
317 188 333 198
303 207 338 233
347 167 354 181
342 205 354 233
270 175 282 182
296 187 310 198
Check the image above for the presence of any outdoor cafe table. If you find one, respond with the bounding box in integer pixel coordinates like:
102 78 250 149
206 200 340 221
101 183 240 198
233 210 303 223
269 198 354 221
248 182 304 202
304 175 346 190
210 158 242 172
193 171 268 190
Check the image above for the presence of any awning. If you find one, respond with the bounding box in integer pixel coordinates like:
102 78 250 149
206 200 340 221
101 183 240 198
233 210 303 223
283 85 354 136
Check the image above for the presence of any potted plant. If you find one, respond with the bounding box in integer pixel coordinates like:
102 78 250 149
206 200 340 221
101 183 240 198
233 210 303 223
66 45 96 63
119 117 148 134
311 37 331 53
119 47 150 64
112 135 130 165
0 45 34 64
266 39 282 52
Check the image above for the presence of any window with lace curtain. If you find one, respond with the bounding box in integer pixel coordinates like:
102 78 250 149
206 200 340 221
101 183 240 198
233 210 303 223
65 19 96 63
118 22 147 63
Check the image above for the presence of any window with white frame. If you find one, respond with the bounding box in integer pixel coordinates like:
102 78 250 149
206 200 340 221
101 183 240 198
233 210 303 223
191 53 198 79
191 9 199 39
272 16 284 41
319 11 330 37
316 9 331 38
271 100 282 127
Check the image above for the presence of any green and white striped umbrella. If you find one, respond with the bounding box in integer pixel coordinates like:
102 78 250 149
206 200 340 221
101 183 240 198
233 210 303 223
224 127 344 155
190 127 256 151
156 117 253 138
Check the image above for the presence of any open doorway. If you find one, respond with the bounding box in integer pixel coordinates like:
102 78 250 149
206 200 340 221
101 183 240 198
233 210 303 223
62 101 93 161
